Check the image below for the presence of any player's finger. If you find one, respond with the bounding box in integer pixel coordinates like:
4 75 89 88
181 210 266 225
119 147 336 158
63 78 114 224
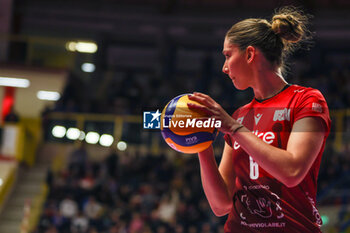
188 94 211 106
193 92 208 97
192 92 216 104
187 102 212 116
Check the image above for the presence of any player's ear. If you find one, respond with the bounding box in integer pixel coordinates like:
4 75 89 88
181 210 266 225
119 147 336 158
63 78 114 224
246 46 255 64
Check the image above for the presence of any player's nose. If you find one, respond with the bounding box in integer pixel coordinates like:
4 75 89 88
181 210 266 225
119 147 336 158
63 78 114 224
222 64 229 74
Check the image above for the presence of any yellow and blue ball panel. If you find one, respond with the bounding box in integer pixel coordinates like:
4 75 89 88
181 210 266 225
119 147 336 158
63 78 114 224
161 94 218 154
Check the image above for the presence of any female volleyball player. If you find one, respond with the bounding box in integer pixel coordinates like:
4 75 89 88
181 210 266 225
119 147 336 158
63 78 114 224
188 6 331 233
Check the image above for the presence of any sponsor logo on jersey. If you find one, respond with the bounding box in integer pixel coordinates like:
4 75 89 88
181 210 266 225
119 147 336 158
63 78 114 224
305 192 322 227
294 89 305 93
237 188 285 227
273 108 290 122
237 117 244 124
234 130 275 150
254 114 263 125
312 103 323 113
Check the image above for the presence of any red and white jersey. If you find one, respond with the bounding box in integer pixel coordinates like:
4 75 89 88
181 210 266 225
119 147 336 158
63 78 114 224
224 84 331 233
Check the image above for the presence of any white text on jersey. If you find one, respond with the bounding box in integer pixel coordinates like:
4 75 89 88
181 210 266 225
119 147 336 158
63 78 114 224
273 108 290 122
234 130 275 150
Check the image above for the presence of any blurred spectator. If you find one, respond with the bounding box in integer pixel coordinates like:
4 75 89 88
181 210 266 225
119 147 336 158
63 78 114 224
157 190 179 223
69 142 88 176
87 227 98 233
71 211 89 233
51 209 65 231
83 196 103 220
79 167 96 191
140 184 157 212
104 147 119 178
59 196 78 218
44 226 59 233
129 213 144 233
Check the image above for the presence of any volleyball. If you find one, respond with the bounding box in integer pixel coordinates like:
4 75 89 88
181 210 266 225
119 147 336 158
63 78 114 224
160 94 219 154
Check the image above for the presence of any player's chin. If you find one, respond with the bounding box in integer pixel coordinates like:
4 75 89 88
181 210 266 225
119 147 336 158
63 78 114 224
232 80 244 90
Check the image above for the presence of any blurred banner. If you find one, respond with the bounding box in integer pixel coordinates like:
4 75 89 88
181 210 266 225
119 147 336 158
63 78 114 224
0 124 23 159
2 86 16 123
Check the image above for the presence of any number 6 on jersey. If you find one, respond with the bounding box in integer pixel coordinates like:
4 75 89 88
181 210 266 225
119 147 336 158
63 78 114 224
249 156 259 180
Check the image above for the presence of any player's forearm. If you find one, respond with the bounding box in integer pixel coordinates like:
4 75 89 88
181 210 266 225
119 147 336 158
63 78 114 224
232 127 303 187
198 147 233 216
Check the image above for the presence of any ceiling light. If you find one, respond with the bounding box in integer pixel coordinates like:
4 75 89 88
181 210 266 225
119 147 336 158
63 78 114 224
66 41 98 53
99 134 114 147
85 132 100 144
66 128 81 140
117 141 127 151
0 77 30 88
81 63 95 73
37 91 60 101
52 126 66 138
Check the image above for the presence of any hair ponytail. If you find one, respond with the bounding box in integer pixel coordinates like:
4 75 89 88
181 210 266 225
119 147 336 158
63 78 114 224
226 6 312 71
271 6 311 48
272 14 303 43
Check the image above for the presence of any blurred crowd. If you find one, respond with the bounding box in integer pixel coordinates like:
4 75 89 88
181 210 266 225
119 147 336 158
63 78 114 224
33 145 226 233
33 141 350 233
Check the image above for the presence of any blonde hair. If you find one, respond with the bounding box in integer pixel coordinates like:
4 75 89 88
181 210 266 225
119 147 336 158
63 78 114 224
226 6 311 70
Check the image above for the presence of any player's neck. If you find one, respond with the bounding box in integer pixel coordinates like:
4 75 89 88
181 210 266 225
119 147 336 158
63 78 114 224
253 70 288 101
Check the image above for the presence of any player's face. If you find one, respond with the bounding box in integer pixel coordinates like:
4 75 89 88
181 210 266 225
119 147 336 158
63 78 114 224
222 38 251 90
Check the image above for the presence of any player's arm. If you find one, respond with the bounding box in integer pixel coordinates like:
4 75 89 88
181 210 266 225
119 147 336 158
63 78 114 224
232 116 325 187
198 143 235 216
188 92 327 188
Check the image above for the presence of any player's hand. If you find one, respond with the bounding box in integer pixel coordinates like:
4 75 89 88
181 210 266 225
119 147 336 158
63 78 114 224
187 92 239 135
